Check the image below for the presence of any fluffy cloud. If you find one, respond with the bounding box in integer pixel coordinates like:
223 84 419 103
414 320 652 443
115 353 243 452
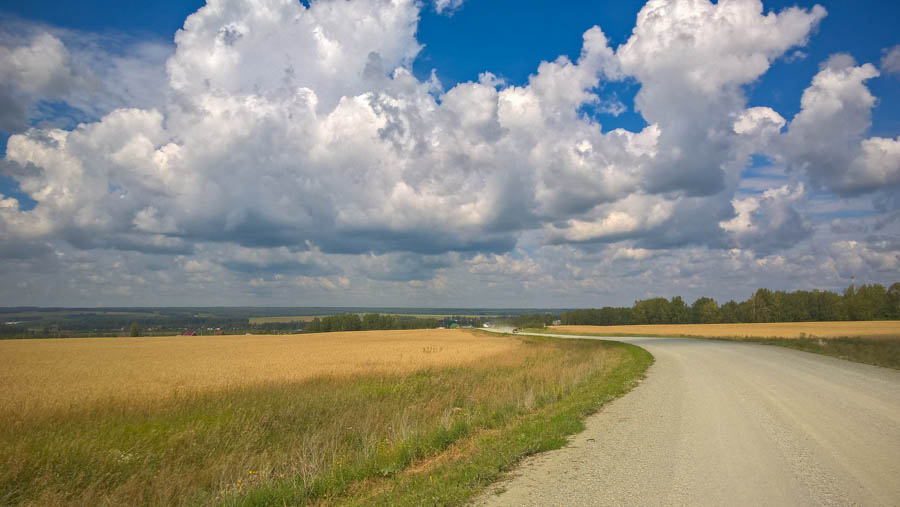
0 0 897 306
467 253 540 278
0 32 73 96
0 21 170 133
434 0 465 15
719 184 812 254
617 0 825 194
618 0 825 95
546 192 674 244
2 2 636 260
733 107 786 150
777 54 900 194
612 247 655 261
882 45 900 75
826 240 899 278
0 31 76 131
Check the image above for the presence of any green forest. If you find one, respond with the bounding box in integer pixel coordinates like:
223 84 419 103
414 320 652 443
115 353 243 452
561 283 900 326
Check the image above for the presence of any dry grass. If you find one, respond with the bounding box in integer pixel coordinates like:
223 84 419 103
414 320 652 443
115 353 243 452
553 321 900 339
0 329 521 419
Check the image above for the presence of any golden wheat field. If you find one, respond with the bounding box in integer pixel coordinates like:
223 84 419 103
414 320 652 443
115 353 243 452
0 329 636 506
0 329 521 415
554 321 900 339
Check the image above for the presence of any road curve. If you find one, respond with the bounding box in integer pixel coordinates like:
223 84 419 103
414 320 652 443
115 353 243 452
477 334 900 506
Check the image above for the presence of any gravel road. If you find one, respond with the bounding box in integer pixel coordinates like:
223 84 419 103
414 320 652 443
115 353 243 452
476 334 900 506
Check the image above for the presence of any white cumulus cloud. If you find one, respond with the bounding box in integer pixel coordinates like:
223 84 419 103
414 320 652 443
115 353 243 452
434 0 465 15
777 54 900 194
881 45 900 75
0 21 170 133
1 0 898 306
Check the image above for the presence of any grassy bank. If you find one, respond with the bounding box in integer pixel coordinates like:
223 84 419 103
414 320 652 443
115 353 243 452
550 321 900 339
531 326 900 370
1 334 651 505
725 336 900 370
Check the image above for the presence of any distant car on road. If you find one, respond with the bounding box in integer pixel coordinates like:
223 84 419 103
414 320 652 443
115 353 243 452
512 328 519 334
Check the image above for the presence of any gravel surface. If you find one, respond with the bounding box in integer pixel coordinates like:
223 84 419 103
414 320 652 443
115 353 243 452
475 335 900 506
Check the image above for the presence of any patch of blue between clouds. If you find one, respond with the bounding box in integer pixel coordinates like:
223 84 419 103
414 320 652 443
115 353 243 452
0 99 103 211
744 46 813 122
735 156 789 196
413 0 646 90
868 78 900 139
816 208 877 220
578 79 648 133
749 154 773 171
505 248 530 261
0 174 37 210
746 0 900 135
0 132 37 210
806 194 877 220
32 101 98 131
0 0 205 39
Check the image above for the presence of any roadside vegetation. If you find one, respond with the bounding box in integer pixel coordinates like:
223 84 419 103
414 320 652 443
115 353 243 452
538 322 900 370
724 336 900 370
0 330 651 505
551 321 900 339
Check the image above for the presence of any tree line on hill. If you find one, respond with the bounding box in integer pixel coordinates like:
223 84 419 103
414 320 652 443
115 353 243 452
302 314 441 333
508 313 556 328
561 283 900 326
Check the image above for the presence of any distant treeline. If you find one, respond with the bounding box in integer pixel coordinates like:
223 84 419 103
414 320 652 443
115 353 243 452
508 314 555 329
302 314 441 333
561 283 900 326
0 306 560 339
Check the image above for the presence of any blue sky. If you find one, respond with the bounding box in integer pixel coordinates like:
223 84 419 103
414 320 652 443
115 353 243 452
4 0 897 136
0 0 898 307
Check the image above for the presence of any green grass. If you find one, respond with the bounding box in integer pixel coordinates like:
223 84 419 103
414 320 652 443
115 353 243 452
339 339 652 506
1 336 651 506
726 336 900 370
522 327 678 338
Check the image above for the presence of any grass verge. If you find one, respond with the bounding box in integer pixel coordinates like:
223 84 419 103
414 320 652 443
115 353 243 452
724 336 900 370
527 328 900 370
1 335 651 505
